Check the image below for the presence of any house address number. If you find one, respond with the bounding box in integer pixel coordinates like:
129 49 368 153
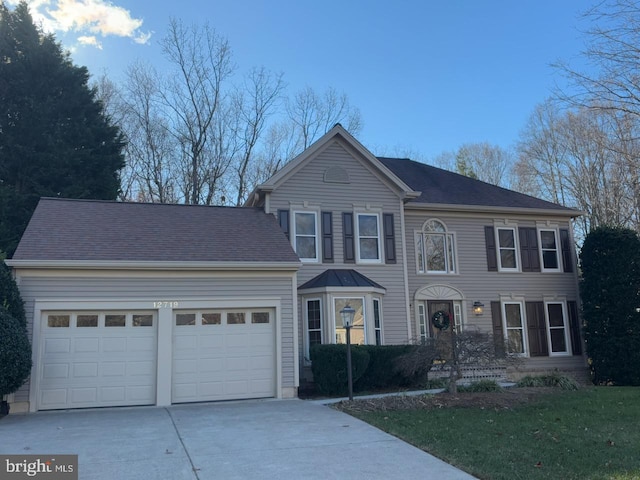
153 301 179 308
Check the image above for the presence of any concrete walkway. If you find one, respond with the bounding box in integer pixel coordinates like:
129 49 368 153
0 399 476 479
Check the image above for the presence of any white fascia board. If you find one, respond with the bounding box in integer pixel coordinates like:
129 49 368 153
404 202 583 218
6 260 302 272
297 286 386 296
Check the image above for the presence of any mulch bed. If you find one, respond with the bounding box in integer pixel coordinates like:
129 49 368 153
333 387 559 413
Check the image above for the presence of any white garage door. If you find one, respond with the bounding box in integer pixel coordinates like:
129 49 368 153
172 308 275 403
38 311 157 410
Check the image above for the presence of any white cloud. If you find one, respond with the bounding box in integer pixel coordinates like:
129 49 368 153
78 35 102 49
8 0 152 48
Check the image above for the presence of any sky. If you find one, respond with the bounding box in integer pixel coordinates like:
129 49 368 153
9 0 598 160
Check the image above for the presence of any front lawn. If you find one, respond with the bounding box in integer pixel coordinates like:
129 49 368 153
341 387 640 480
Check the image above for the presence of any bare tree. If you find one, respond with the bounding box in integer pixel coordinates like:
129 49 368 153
555 0 640 119
160 18 235 205
454 142 515 188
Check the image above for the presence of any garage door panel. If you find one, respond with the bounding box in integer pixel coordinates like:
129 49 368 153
172 309 275 403
103 337 127 352
43 364 69 379
73 363 98 378
75 338 99 353
38 311 157 410
44 338 71 354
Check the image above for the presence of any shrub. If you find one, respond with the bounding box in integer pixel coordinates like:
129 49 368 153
0 308 32 397
516 373 579 390
354 345 418 390
457 380 502 393
0 261 25 326
580 226 640 385
310 344 370 395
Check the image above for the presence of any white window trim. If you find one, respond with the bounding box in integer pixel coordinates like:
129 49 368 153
304 298 323 359
538 228 562 273
373 297 383 345
415 226 457 275
501 300 528 356
418 303 428 343
495 227 520 272
332 296 367 344
544 300 572 356
355 212 382 264
292 210 320 263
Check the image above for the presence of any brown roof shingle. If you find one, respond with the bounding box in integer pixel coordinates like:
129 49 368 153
12 198 299 263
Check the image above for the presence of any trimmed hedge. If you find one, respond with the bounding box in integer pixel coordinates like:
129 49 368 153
310 344 370 395
354 345 418 390
310 344 421 395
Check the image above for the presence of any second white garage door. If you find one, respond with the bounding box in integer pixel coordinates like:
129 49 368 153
171 308 276 403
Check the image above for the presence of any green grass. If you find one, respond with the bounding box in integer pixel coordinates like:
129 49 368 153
351 387 640 480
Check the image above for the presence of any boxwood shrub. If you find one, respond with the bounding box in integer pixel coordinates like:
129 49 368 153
310 344 421 395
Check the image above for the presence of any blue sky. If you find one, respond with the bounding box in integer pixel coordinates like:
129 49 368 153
15 0 596 160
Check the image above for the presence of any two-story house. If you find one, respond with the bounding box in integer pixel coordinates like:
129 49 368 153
247 125 584 380
7 125 584 413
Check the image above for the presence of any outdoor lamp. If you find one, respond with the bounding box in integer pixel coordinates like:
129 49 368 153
473 301 484 316
340 304 355 328
340 304 356 401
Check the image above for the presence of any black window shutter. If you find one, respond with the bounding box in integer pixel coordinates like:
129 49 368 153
383 213 396 264
491 301 504 357
519 227 541 272
526 302 549 356
343 212 355 263
567 300 583 355
560 229 574 273
321 211 334 263
277 209 290 239
485 226 498 271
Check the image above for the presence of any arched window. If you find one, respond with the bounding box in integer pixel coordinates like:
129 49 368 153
415 219 456 274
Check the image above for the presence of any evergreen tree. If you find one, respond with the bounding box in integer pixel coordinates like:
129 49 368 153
0 2 125 256
580 226 640 385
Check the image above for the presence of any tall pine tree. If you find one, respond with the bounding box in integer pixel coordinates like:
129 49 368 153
0 2 125 256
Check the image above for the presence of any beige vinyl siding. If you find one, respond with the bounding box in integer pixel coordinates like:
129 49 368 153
405 210 584 369
13 272 296 403
269 139 410 346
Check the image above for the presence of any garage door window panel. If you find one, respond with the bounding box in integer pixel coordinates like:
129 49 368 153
133 314 153 327
105 314 125 327
176 313 196 326
48 315 70 327
77 315 98 327
202 312 221 325
251 312 270 324
227 312 246 324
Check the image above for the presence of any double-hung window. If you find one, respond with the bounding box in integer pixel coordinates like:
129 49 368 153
356 213 381 262
496 227 519 271
539 229 561 272
502 302 526 355
293 212 318 262
416 219 456 273
305 299 322 356
546 302 571 355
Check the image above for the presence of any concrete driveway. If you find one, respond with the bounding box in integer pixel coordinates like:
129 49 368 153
0 399 475 479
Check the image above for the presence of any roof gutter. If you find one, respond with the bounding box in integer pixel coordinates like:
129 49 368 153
404 202 583 218
6 260 302 272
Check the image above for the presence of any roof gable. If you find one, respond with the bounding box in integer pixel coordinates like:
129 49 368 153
251 124 419 202
379 157 580 216
12 198 299 264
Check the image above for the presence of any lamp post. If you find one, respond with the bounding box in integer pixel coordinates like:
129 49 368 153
340 304 356 401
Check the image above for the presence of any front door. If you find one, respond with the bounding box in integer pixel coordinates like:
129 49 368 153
427 300 454 337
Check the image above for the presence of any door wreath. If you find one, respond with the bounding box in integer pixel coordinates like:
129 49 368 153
431 310 451 330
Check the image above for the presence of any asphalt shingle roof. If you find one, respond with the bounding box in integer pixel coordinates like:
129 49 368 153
298 269 385 290
378 157 578 213
12 198 299 263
